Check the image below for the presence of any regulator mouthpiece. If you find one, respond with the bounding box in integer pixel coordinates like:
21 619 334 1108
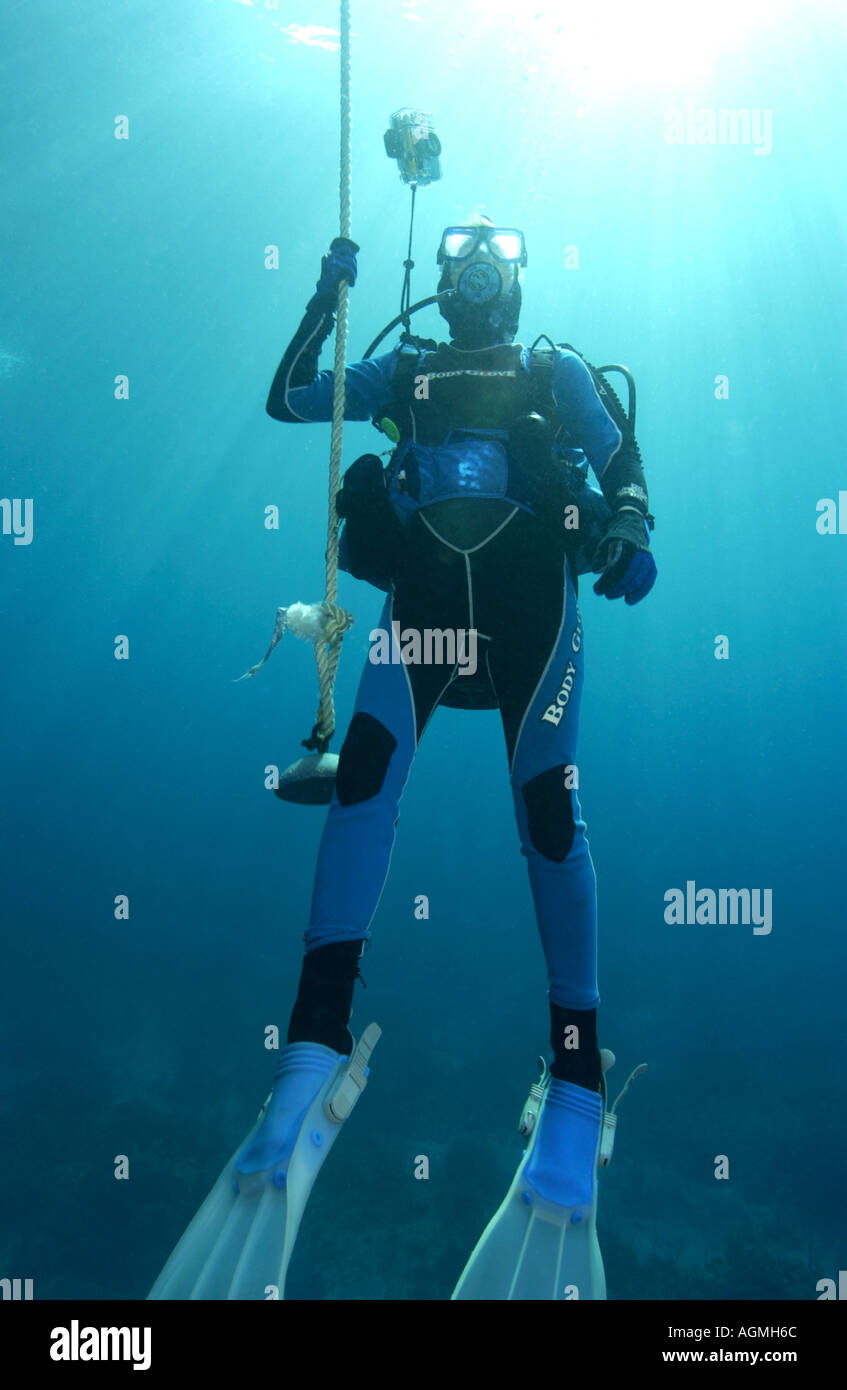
458 261 503 305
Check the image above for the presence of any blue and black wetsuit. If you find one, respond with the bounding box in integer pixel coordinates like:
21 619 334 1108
268 299 650 1089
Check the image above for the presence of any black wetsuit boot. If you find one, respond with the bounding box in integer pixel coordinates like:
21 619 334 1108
549 1002 603 1093
287 940 365 1056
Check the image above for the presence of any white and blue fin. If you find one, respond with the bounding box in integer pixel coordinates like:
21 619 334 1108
148 1023 381 1300
452 1049 646 1301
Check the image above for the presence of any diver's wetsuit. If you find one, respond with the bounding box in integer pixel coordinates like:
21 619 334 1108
267 300 640 1082
311 505 596 1011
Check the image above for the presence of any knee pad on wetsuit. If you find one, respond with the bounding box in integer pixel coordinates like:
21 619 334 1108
521 765 576 862
336 712 397 806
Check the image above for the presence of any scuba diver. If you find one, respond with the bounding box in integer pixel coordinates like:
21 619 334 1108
148 214 656 1301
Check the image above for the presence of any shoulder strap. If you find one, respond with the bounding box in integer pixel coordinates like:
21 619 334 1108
515 346 556 422
371 344 428 437
390 344 428 400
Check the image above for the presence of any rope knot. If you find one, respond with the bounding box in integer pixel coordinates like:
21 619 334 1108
321 601 354 644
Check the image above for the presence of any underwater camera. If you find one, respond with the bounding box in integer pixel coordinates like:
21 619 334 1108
383 108 442 187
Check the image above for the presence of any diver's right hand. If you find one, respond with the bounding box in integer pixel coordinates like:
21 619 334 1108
308 238 360 312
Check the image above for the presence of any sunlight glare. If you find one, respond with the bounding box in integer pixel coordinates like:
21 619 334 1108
481 0 795 95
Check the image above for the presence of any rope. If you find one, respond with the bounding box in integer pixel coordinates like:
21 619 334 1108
311 0 353 747
237 1 354 750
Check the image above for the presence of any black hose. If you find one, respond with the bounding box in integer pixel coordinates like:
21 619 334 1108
596 364 637 431
399 183 417 327
530 335 637 433
362 291 453 359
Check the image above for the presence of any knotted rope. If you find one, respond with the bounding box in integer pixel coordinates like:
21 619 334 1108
238 0 354 753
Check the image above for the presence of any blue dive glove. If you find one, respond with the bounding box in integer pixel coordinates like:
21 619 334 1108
307 237 360 312
593 542 657 604
593 510 657 605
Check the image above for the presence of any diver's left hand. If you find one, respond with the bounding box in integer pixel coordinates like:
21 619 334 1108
593 538 657 605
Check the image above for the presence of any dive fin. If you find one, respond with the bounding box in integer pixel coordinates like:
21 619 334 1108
452 1050 645 1301
148 1024 381 1300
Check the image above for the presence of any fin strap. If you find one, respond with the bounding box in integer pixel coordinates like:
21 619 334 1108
519 1056 550 1137
324 1022 382 1123
598 1062 648 1167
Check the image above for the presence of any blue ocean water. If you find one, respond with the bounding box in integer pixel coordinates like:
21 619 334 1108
2 0 845 1304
